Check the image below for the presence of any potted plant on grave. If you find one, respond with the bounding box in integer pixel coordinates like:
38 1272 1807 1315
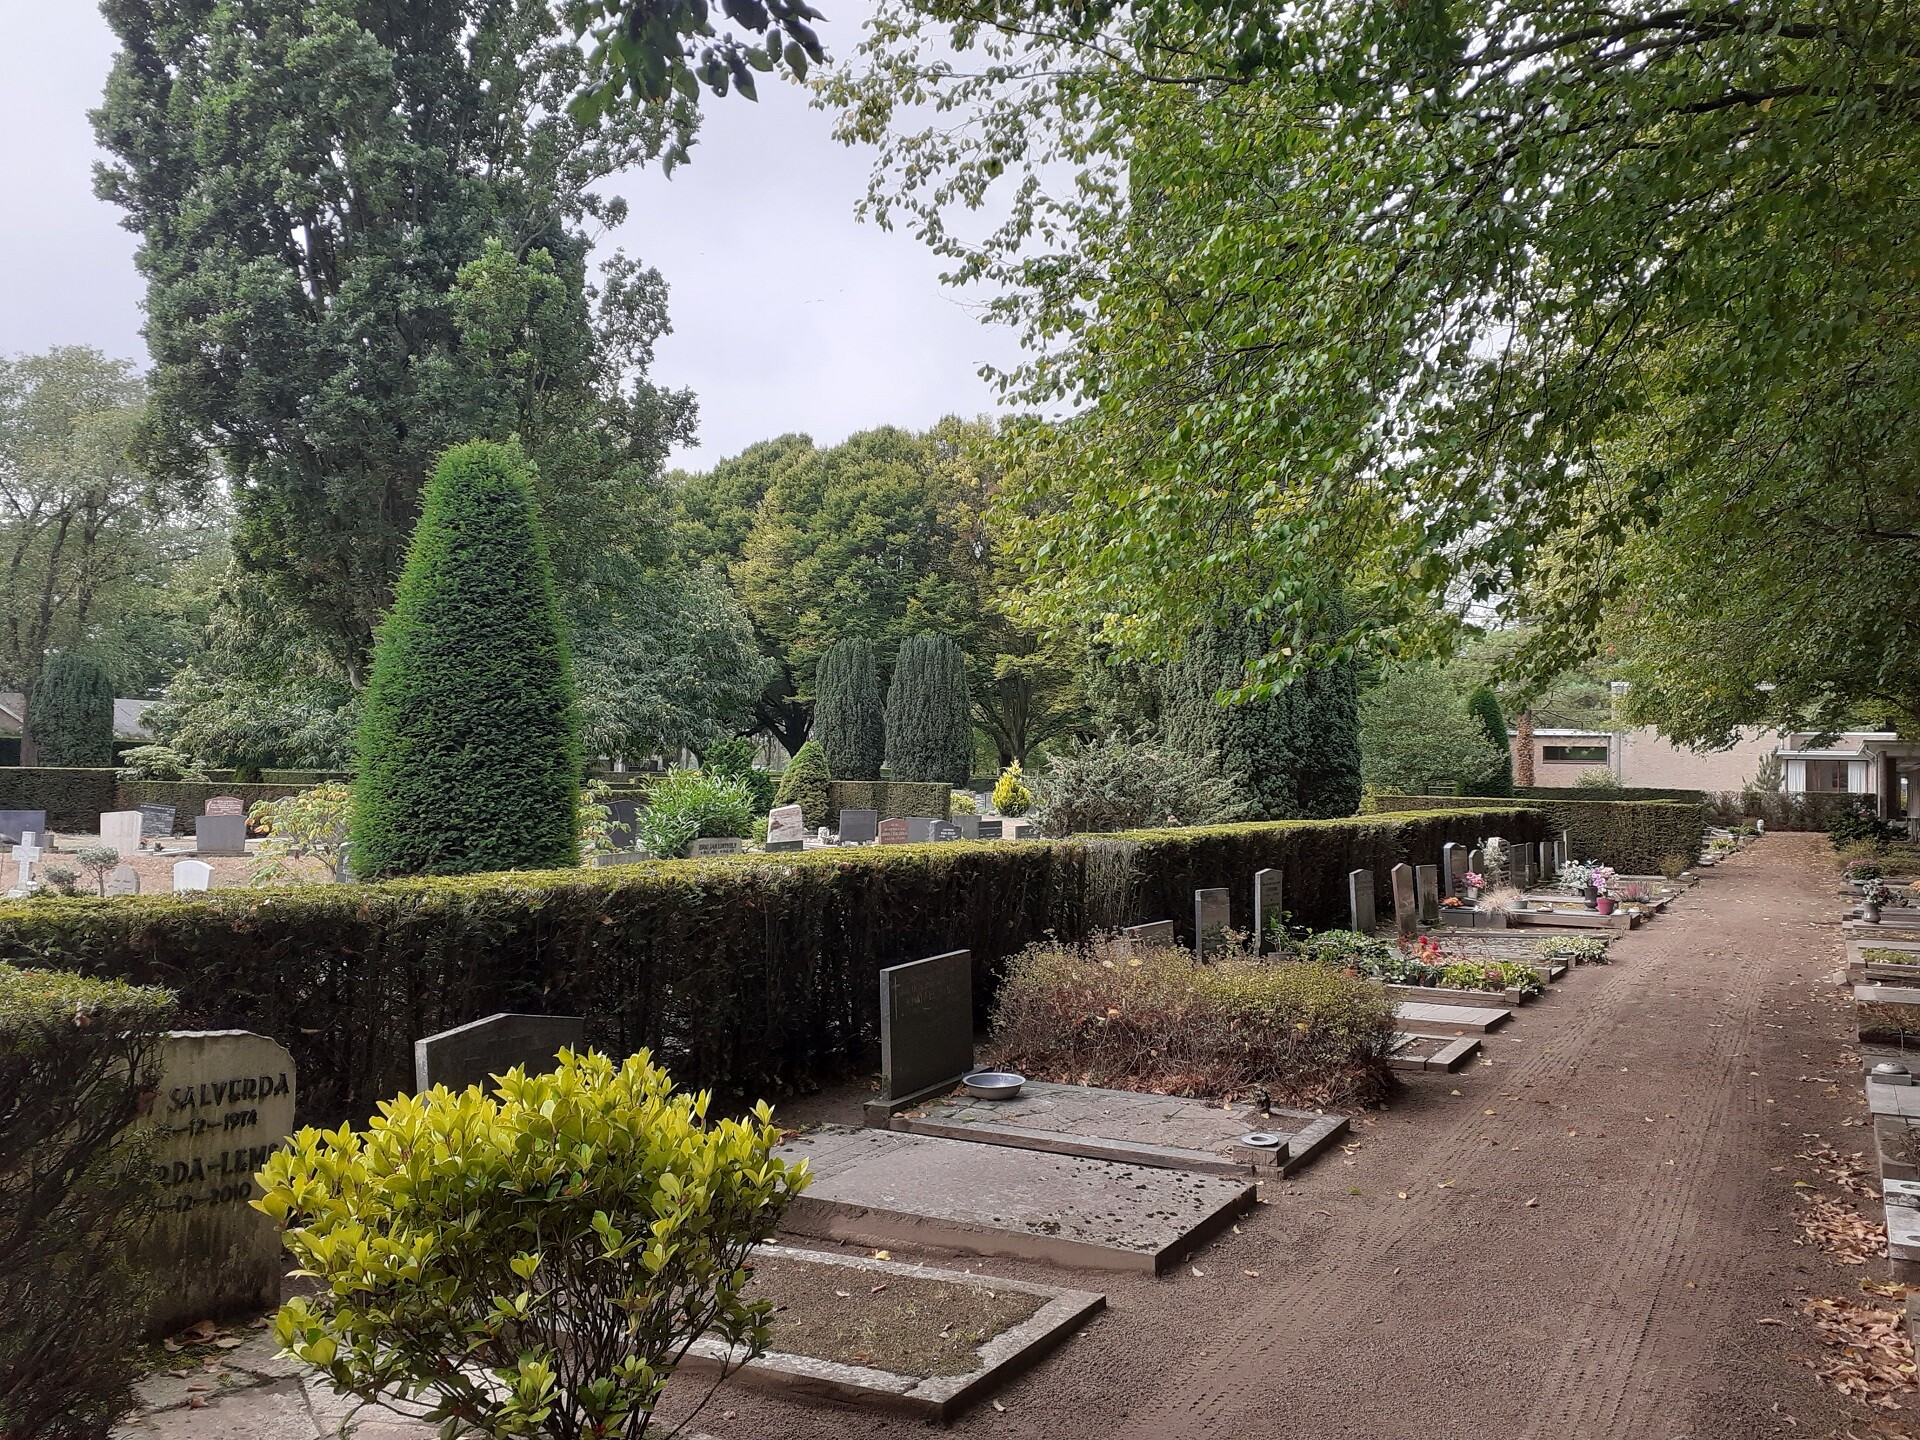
1861 876 1894 923
1464 870 1485 903
1592 865 1619 916
1557 860 1593 904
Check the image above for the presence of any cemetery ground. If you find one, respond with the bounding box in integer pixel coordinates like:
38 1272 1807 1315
118 834 1911 1440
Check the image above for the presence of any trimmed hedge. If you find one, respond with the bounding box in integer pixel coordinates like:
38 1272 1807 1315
0 806 1536 1128
1372 795 1703 873
1511 784 1705 804
826 780 952 823
0 768 118 829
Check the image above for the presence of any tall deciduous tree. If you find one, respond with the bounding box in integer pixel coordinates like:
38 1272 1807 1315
813 638 885 780
885 633 972 785
1359 664 1506 796
353 442 579 877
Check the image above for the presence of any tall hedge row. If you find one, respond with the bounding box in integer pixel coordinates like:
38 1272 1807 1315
1371 795 1704 873
0 806 1536 1127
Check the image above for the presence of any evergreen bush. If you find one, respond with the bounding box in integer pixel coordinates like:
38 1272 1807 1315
699 737 777 814
30 653 114 767
1465 686 1514 797
352 441 580 877
813 638 885 781
1031 735 1250 836
633 769 755 859
884 634 971 785
772 739 832 829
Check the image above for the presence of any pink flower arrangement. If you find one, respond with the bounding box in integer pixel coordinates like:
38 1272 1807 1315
1464 871 1485 889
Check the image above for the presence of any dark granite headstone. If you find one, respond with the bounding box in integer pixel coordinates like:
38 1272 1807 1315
1416 863 1440 925
0 809 46 846
1390 863 1419 939
954 814 980 840
604 796 641 850
137 802 177 837
839 808 880 844
929 821 963 842
877 950 974 1106
1194 887 1230 959
1513 843 1535 890
976 818 1003 841
1442 842 1465 895
1253 868 1283 954
906 817 940 842
877 818 911 845
1349 869 1376 934
414 1013 586 1094
195 814 247 857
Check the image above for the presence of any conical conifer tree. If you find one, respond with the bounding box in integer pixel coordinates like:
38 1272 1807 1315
30 653 114 766
814 637 885 780
884 634 972 785
352 440 580 876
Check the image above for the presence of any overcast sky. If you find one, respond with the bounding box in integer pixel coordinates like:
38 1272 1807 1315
0 4 1023 469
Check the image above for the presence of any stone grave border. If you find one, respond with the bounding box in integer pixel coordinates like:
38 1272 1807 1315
679 1245 1104 1421
1386 1032 1483 1073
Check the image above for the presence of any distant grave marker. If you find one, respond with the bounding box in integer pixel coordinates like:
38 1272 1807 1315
195 814 247 857
106 864 140 896
930 820 963 842
1194 887 1230 959
766 803 807 852
172 859 213 892
100 810 143 857
414 1013 586 1094
1416 863 1441 925
0 809 46 846
877 818 911 845
137 802 177 837
839 808 880 844
1252 868 1284 954
976 818 1003 841
203 795 245 818
1442 843 1466 895
1390 863 1419 939
871 950 975 1119
1348 869 1376 934
689 837 743 857
953 814 980 840
1122 919 1176 946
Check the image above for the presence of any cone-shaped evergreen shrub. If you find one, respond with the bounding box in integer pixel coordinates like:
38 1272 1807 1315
352 441 580 876
1465 685 1515 797
884 633 971 785
772 739 832 829
813 638 885 780
30 653 114 766
1287 652 1362 818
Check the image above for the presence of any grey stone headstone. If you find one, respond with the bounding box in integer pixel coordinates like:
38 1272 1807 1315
0 809 46 845
839 808 880 844
195 814 247 857
877 818 911 845
976 818 1003 841
1467 847 1485 884
767 804 807 847
203 795 245 818
1441 843 1464 894
106 864 140 896
1348 869 1376 934
1390 863 1418 939
1416 864 1441 925
878 950 974 1105
101 810 144 858
143 1030 296 1334
689 837 744 857
954 814 980 840
929 821 963 842
1252 868 1284 954
1194 887 1230 959
137 802 177 837
1513 844 1535 890
414 1012 586 1094
172 859 213 892
1122 919 1176 946
906 817 940 842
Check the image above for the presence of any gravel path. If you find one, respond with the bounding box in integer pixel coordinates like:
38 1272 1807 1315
686 833 1880 1439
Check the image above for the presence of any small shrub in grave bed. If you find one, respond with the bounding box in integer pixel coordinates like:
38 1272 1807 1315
1860 948 1920 970
257 1049 808 1440
0 964 176 1440
1536 936 1610 966
634 768 756 859
1290 930 1539 995
988 935 1398 1107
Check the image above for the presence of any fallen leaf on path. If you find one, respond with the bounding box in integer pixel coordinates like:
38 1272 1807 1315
1525 1197 1538 1207
1756 1317 1785 1325
1244 1270 1261 1277
1796 1194 1886 1266
1801 1295 1917 1409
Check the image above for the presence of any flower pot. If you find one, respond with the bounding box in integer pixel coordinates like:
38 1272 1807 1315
1583 883 1599 910
1465 887 1480 903
1596 896 1615 916
1865 902 1883 924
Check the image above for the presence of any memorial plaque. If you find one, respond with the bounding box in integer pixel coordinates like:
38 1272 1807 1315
144 1030 296 1333
929 820 963 842
877 818 911 845
203 795 245 818
1253 868 1284 954
767 804 808 848
1390 863 1419 939
976 818 1003 841
839 809 880 844
414 1012 586 1093
878 950 974 1105
1416 864 1441 925
0 809 46 845
1348 868 1376 934
172 859 213 892
1122 919 1176 946
195 814 247 856
954 814 980 840
1194 887 1230 959
100 810 143 858
106 864 141 895
689 837 744 857
138 802 177 837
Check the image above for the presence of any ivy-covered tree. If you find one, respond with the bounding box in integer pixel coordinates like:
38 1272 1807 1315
1465 686 1515 797
885 634 972 785
352 442 579 877
29 654 115 767
813 638 885 781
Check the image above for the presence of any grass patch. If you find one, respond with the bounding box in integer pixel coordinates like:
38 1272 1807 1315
748 1255 1043 1378
988 935 1397 1107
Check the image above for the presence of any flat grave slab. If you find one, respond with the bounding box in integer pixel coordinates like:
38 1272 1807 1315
678 1244 1103 1421
775 1126 1257 1273
1386 981 1529 1008
1387 1032 1482 1073
888 1078 1348 1177
1393 1000 1512 1034
1868 1079 1920 1119
1505 907 1637 931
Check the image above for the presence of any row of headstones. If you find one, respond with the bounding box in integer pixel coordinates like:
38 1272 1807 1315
8 827 212 896
766 805 1038 850
102 798 251 857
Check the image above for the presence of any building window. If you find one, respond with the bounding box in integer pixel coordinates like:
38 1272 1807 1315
1804 759 1851 792
1542 744 1609 763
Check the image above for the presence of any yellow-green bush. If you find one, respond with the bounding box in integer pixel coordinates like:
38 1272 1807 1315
992 763 1033 817
256 1049 807 1440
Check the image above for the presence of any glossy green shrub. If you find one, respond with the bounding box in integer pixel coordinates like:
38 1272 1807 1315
257 1049 806 1440
633 770 755 859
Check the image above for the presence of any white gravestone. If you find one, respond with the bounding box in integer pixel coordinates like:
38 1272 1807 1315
107 863 141 896
13 839 42 888
173 859 213 892
766 803 807 852
144 1030 296 1333
100 810 144 858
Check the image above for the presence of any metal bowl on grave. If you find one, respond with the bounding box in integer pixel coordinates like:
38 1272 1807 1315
1872 1061 1914 1086
1238 1132 1284 1150
961 1070 1026 1100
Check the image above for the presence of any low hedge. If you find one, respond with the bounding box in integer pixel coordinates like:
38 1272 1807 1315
0 806 1533 1127
1372 795 1702 873
0 767 118 829
826 780 952 823
1704 790 1864 832
1512 784 1705 804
